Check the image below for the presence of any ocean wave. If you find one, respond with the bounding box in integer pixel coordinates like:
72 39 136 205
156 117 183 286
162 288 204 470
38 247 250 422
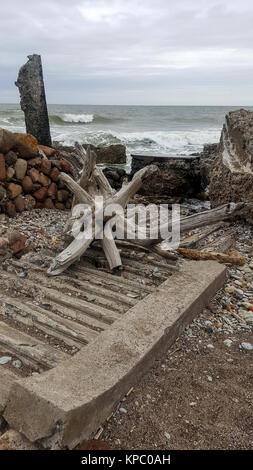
52 128 221 155
49 113 125 125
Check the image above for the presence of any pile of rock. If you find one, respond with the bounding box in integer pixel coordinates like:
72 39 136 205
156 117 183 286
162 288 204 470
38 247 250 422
0 128 73 218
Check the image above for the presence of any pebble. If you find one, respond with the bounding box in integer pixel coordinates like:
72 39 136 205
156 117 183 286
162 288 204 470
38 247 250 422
223 339 233 347
119 407 127 414
164 432 171 440
240 342 253 351
207 375 213 382
190 402 197 406
12 360 22 369
207 344 214 349
0 356 12 365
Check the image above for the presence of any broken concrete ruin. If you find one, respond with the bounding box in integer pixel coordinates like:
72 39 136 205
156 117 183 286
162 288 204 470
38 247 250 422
15 55 52 147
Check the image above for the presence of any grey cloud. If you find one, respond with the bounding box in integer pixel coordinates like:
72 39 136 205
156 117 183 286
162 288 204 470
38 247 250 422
0 0 253 104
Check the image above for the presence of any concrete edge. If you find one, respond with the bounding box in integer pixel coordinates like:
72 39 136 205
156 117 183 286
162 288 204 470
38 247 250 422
4 260 226 449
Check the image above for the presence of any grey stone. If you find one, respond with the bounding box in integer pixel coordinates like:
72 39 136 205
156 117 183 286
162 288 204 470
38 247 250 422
241 342 253 351
119 407 127 414
223 339 233 347
15 55 52 146
15 159 27 181
4 151 18 166
12 360 22 369
0 356 12 365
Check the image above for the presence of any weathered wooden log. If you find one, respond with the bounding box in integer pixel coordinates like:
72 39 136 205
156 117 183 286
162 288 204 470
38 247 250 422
177 248 246 266
47 142 245 275
128 202 244 247
47 144 158 275
15 55 52 146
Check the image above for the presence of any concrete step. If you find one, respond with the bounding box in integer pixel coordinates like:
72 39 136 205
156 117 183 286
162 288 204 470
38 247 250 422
0 369 19 413
3 260 227 449
0 244 174 437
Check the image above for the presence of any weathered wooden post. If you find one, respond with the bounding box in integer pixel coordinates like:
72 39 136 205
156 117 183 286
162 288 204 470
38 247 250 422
15 54 52 146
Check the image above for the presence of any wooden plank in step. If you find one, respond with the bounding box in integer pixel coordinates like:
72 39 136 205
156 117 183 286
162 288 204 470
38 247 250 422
0 297 99 348
0 321 67 371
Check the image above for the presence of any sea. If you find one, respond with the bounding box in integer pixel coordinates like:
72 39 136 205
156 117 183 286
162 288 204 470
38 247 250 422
0 104 252 161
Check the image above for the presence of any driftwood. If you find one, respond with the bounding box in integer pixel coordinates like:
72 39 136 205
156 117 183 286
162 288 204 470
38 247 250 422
47 144 245 276
48 144 158 275
177 248 246 266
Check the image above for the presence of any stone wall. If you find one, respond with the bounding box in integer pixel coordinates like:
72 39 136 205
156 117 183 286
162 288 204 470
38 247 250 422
0 129 73 218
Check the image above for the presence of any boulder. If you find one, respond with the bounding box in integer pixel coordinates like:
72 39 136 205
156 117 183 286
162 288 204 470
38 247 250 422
44 198 55 209
0 185 6 202
5 201 16 218
13 133 38 159
27 168 40 183
50 160 62 171
50 167 60 182
15 158 27 180
57 189 69 202
131 154 202 197
55 202 65 210
28 157 42 167
0 128 16 154
8 183 22 200
6 167 15 180
35 202 44 209
22 176 34 193
38 145 55 157
0 154 6 181
83 144 126 164
0 238 7 249
33 187 48 201
38 173 51 187
24 195 36 211
103 167 127 190
48 182 57 199
41 158 51 175
14 195 25 212
209 109 253 208
5 151 18 166
8 231 27 256
60 160 71 173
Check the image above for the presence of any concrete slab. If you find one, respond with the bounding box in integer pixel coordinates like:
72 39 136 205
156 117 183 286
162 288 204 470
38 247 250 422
4 260 226 449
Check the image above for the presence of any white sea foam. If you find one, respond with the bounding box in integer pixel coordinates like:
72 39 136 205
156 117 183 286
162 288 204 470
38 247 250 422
62 113 94 123
52 128 221 155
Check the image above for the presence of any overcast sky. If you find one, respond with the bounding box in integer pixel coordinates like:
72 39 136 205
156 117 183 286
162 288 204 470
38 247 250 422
1 0 253 105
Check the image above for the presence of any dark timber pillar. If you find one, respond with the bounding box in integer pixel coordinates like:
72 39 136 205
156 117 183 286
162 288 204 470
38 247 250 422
15 54 52 146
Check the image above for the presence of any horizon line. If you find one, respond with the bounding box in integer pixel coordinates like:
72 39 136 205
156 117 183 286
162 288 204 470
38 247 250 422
0 102 253 107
